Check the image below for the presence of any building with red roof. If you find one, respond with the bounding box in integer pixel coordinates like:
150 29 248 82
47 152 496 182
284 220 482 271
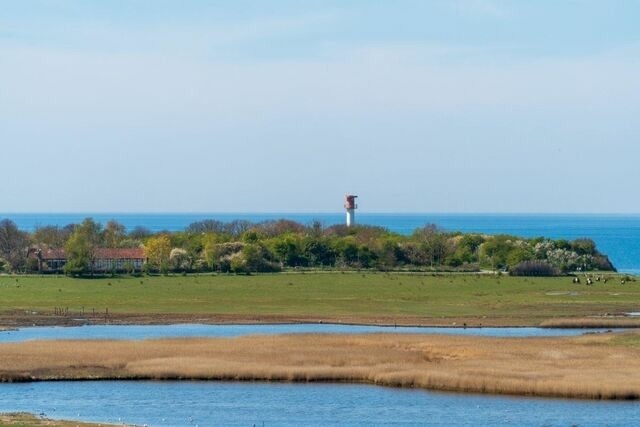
34 247 145 273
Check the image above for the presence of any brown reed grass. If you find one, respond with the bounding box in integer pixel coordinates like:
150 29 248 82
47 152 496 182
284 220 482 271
1 333 639 400
540 317 640 328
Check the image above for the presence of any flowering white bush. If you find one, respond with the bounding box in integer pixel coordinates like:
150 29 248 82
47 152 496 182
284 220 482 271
534 241 555 258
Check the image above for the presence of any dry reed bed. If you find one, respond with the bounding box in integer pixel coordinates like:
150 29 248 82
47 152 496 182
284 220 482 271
1 333 639 400
540 317 640 328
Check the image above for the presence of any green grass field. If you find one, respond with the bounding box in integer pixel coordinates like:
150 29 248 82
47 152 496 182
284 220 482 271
0 272 638 325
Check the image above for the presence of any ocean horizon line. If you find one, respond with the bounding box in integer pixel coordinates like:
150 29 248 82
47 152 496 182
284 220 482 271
2 212 640 216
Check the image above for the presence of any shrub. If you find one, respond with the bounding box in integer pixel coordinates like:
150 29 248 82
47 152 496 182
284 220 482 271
571 238 597 255
510 260 559 277
591 255 616 272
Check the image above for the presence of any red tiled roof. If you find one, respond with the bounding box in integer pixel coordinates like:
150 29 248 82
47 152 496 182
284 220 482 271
40 247 144 260
94 248 145 259
40 248 66 260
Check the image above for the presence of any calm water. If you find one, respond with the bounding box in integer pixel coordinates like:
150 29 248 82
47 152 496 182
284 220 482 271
0 323 619 343
2 213 638 425
0 381 638 426
3 212 640 273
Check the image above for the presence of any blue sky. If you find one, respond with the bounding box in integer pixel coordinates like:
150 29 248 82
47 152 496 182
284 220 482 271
1 1 639 213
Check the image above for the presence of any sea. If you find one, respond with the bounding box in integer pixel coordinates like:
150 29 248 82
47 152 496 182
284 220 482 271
2 213 639 274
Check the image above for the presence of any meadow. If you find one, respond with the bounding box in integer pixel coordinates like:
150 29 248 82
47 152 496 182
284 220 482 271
1 332 639 400
0 272 637 327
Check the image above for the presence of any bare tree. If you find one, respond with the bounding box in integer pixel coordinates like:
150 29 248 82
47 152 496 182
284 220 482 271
186 219 225 234
33 225 71 248
103 220 126 248
0 219 30 272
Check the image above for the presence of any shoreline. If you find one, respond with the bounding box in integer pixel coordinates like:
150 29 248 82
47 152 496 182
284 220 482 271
1 333 640 400
3 311 640 329
0 412 124 426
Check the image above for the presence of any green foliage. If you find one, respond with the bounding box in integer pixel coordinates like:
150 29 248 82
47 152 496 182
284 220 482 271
479 235 513 269
144 235 172 274
459 234 485 253
5 216 614 275
230 244 280 273
375 236 405 269
270 234 306 266
63 218 102 276
241 229 262 243
333 237 360 266
571 238 597 255
302 237 336 267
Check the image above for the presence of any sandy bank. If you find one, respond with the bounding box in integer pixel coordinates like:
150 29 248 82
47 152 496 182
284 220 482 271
0 412 123 426
1 332 639 400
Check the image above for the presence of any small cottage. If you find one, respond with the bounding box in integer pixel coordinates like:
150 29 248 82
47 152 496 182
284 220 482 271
34 247 145 273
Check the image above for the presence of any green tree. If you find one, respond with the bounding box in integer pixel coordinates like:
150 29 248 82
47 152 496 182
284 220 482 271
333 237 360 266
144 235 172 274
302 237 335 267
571 238 597 255
375 236 405 269
63 218 102 276
241 229 262 243
412 225 452 267
271 234 306 267
169 232 204 271
230 244 279 273
357 244 377 268
447 234 484 267
506 245 534 266
478 235 514 270
169 248 190 272
203 234 223 271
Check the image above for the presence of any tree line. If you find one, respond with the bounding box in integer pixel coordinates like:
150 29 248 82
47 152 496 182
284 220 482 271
0 217 615 276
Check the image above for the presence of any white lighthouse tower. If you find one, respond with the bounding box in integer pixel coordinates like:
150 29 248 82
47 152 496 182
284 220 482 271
345 194 358 227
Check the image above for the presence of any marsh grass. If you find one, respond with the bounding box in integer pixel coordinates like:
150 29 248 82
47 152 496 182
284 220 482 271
540 318 640 328
1 333 640 400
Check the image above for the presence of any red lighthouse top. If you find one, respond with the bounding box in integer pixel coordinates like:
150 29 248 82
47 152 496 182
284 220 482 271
344 194 358 210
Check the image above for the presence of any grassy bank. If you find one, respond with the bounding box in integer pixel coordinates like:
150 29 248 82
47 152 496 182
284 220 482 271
0 412 121 426
0 273 638 327
1 332 639 400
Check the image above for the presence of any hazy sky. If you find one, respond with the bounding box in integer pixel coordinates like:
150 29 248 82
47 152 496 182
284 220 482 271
1 1 639 213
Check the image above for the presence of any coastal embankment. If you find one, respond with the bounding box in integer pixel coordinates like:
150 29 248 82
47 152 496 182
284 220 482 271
1 332 639 400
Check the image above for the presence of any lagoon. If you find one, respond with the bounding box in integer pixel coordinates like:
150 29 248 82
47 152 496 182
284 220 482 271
0 323 622 343
1 381 638 426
